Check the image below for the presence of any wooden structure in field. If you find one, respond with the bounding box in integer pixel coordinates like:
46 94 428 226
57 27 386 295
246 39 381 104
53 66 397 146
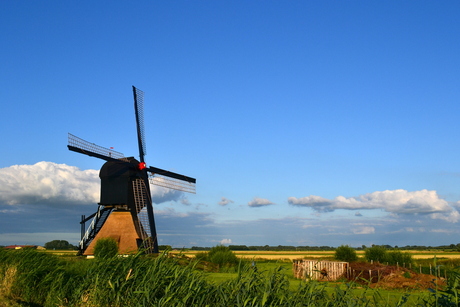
293 260 349 281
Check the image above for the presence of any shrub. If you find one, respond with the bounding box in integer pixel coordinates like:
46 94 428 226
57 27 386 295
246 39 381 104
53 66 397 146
386 250 413 266
364 246 387 263
207 245 239 267
93 238 118 259
194 251 208 262
334 245 358 262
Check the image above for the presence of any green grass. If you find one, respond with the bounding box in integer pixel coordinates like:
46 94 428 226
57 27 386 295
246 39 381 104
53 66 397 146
1 249 458 306
206 272 238 284
205 260 427 305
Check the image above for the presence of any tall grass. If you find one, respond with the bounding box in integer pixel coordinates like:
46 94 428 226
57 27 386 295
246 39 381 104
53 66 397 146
93 237 118 259
1 248 460 306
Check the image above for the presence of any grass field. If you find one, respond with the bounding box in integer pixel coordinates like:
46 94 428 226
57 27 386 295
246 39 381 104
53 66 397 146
203 260 426 306
43 249 78 256
2 248 459 306
44 249 460 262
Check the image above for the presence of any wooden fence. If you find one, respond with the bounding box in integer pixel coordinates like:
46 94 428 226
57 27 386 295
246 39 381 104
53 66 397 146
293 260 349 281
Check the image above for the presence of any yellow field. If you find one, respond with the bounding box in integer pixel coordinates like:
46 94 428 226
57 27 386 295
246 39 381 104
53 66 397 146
43 250 78 256
43 249 460 260
171 250 460 260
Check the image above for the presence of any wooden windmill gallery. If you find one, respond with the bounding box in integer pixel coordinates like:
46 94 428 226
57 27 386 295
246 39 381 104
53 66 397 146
68 86 196 256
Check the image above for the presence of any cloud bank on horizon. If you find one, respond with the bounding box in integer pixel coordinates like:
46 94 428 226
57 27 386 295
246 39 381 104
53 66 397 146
1 162 459 247
288 190 460 223
1 162 458 226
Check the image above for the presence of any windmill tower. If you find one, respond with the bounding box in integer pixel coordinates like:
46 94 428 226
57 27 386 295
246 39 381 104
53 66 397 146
68 86 196 255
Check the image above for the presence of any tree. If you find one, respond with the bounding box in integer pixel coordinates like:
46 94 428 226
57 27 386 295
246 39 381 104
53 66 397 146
44 240 76 250
335 245 358 262
93 238 118 259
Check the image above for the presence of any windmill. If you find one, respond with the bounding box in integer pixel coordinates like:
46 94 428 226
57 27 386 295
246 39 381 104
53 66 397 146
68 86 196 255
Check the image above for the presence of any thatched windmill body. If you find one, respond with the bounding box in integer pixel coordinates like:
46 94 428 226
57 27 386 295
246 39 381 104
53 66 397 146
68 86 196 255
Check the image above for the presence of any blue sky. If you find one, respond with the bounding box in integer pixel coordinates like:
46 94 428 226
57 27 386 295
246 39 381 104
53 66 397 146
1 1 460 248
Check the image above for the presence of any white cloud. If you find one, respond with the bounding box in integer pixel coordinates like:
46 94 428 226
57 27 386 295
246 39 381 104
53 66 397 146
220 238 232 245
0 208 23 214
248 197 274 207
429 211 460 223
0 162 184 207
288 189 460 222
288 195 331 210
219 197 234 206
0 162 99 206
352 226 375 235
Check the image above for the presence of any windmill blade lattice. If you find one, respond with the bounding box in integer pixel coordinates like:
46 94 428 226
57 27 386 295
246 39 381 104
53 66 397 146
133 86 147 162
68 133 128 162
149 173 196 194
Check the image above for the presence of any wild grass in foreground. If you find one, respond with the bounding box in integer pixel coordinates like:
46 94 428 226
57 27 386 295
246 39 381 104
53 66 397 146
0 249 459 306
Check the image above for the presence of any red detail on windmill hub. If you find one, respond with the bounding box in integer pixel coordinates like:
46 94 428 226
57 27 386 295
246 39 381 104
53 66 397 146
138 162 147 170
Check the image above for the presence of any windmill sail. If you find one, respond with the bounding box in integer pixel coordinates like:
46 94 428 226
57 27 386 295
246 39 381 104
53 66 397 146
68 133 128 162
133 86 147 163
149 173 196 194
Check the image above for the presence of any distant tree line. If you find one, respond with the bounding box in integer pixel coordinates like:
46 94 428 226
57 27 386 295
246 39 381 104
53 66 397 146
15 241 460 252
362 243 460 252
191 245 336 251
44 240 77 250
189 243 460 252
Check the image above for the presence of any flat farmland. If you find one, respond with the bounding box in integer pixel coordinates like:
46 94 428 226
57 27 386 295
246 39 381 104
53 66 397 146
171 250 460 260
44 249 460 260
44 250 78 256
